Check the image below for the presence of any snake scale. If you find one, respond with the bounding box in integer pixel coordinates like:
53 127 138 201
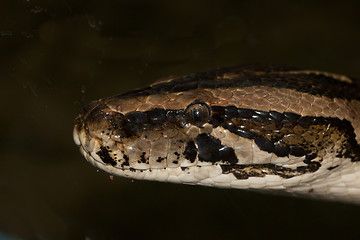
73 64 360 204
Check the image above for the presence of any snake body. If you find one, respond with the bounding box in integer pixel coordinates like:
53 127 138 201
73 64 360 204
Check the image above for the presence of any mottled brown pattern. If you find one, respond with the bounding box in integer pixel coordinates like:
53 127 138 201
98 65 360 144
73 65 360 205
221 162 321 179
210 107 360 163
102 64 360 101
103 86 360 143
76 99 360 175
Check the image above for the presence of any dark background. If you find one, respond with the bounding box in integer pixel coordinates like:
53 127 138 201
1 1 360 239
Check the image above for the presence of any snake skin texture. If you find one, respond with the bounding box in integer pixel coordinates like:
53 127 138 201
73 64 360 204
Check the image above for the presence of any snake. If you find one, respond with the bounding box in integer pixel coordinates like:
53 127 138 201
73 64 360 204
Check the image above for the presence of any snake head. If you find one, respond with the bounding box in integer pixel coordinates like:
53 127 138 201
73 97 204 176
73 65 360 204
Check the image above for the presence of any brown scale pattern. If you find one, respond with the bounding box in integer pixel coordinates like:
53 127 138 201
79 67 360 162
99 64 360 145
73 65 360 204
209 107 360 163
103 86 360 144
79 98 360 173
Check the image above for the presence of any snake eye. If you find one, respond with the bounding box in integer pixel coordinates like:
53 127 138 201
185 102 211 127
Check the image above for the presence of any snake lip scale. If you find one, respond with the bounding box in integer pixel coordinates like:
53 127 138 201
73 64 360 204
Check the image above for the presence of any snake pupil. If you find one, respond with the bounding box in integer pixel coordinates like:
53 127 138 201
185 102 210 126
193 108 200 122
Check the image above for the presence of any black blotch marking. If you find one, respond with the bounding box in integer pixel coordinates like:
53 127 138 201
129 167 136 172
273 141 290 157
269 111 283 121
224 106 239 118
195 133 238 164
297 161 321 173
172 160 178 164
209 106 225 126
156 157 165 163
181 167 187 171
255 137 274 153
236 129 257 139
122 153 130 167
238 108 254 119
304 154 317 164
140 152 147 163
183 141 197 163
297 117 313 128
252 110 269 122
289 146 307 157
328 165 339 170
96 147 116 166
284 112 300 123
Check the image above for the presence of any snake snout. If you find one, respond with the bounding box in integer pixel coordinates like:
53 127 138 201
80 101 127 142
73 100 103 143
73 100 128 167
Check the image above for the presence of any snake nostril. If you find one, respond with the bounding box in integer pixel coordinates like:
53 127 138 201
147 109 167 125
125 111 147 124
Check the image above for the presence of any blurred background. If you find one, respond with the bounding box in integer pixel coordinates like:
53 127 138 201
1 0 360 239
